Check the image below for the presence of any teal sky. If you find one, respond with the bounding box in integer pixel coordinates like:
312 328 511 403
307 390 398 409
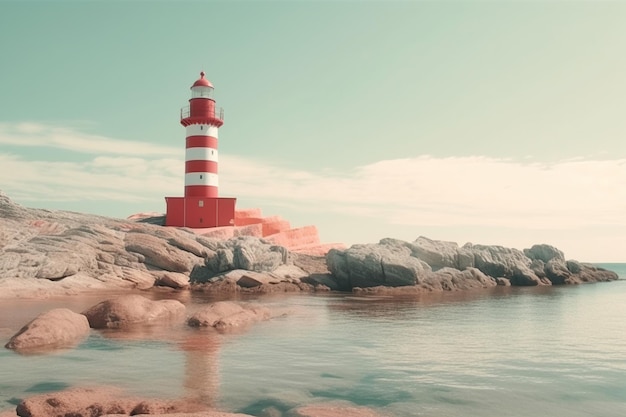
1 1 625 261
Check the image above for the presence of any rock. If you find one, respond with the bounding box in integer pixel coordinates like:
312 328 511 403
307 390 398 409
194 237 290 283
468 244 543 286
153 271 190 289
124 231 198 273
4 308 90 352
233 238 288 272
566 260 583 273
13 386 209 417
403 236 462 270
0 194 220 297
82 295 186 329
302 273 341 291
287 403 387 417
236 272 282 288
529 259 546 278
422 267 496 291
496 277 511 286
544 259 572 284
524 244 565 263
326 243 430 289
568 262 619 283
187 301 271 330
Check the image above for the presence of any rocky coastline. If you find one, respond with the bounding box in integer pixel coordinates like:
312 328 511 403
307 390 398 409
0 192 618 300
0 191 620 417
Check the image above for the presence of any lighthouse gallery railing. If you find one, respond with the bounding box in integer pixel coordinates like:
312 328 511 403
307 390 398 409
180 106 224 121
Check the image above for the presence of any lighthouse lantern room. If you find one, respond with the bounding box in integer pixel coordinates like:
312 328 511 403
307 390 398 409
165 72 236 228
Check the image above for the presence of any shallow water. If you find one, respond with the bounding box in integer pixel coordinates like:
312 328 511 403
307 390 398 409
1 264 625 416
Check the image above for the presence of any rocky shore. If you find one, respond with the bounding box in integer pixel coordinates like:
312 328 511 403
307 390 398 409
0 191 620 416
0 192 618 300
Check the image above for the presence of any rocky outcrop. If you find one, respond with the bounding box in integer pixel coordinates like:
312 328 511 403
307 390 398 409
187 301 271 330
82 295 186 329
328 236 618 291
0 192 619 298
4 308 90 353
0 193 329 298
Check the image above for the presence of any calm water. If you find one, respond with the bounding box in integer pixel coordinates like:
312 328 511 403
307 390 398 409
1 264 625 416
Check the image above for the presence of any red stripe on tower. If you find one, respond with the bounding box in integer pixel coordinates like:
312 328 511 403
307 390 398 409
186 136 218 149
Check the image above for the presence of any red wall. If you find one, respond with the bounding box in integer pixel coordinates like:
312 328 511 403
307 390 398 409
165 197 236 228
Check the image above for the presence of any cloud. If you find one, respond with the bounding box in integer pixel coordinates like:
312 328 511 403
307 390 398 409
0 122 180 156
1 122 625 235
221 155 626 230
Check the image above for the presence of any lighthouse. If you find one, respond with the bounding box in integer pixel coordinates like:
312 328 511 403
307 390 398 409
165 72 236 228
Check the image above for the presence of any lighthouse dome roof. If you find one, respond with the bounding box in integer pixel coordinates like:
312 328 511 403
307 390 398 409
192 71 214 88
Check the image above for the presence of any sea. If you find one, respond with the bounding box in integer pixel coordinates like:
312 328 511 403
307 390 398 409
0 263 625 416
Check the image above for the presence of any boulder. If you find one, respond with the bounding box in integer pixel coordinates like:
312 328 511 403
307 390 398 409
544 259 572 284
567 261 619 283
326 243 430 289
82 295 185 329
5 308 90 352
467 244 543 286
422 267 496 291
404 236 462 270
194 237 290 283
236 272 282 288
232 238 288 272
524 244 565 263
187 301 271 330
153 271 190 289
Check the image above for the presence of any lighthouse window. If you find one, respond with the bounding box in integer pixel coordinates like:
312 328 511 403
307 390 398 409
200 126 203 130
198 200 204 207
200 174 203 179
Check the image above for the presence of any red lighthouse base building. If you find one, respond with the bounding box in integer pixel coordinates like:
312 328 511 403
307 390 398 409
165 196 236 228
165 72 236 228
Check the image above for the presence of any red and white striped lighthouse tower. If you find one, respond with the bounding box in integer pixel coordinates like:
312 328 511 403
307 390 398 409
165 72 236 228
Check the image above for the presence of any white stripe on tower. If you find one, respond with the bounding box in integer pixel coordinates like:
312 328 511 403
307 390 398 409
185 123 219 198
185 147 218 162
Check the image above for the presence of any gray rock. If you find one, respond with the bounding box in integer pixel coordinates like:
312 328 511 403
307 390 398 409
406 236 463 270
524 244 565 263
421 267 496 291
5 308 90 352
469 244 544 286
193 237 290 283
326 243 430 289
570 262 618 283
124 232 198 273
0 194 220 297
544 259 572 284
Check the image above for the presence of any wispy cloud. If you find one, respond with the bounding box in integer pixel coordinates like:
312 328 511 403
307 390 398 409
0 122 180 156
1 122 625 234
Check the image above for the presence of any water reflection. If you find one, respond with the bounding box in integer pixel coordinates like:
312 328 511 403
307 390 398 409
180 330 221 407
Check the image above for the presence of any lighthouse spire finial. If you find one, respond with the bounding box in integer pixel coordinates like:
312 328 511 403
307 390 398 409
200 71 205 78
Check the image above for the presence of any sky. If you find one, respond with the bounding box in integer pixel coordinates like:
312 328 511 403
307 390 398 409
1 0 625 262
